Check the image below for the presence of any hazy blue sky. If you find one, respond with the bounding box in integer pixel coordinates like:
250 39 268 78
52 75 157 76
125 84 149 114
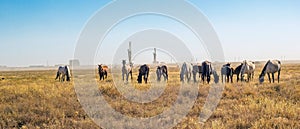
0 0 299 67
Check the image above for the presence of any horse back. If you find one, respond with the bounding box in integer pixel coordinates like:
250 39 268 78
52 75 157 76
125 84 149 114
102 65 109 71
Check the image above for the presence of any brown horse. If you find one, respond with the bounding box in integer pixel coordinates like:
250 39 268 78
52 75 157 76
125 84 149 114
98 64 108 80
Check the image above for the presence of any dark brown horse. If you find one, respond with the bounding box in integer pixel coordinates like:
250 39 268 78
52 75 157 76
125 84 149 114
98 64 108 80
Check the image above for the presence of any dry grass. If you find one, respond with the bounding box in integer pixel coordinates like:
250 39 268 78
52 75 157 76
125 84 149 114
0 63 299 128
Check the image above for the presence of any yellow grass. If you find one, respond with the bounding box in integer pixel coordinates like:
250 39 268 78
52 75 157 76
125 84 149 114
0 63 299 128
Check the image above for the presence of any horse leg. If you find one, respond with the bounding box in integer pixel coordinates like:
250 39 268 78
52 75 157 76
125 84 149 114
122 73 125 81
105 71 107 79
240 74 243 82
180 73 183 82
247 73 250 82
144 76 147 84
193 72 196 83
188 72 192 82
58 74 61 82
267 73 271 83
185 73 188 82
165 72 168 81
272 73 275 83
221 74 223 83
164 73 168 81
126 73 129 82
278 70 281 83
207 75 210 84
55 72 59 80
226 74 230 83
237 74 239 82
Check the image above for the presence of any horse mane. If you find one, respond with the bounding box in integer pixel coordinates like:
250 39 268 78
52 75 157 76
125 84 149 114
259 60 270 77
233 63 243 74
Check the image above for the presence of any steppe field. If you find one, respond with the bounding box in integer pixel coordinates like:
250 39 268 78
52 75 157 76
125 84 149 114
0 62 299 129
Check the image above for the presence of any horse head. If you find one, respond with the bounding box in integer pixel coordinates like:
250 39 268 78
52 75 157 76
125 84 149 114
65 65 71 81
98 64 103 71
122 60 126 66
259 74 264 83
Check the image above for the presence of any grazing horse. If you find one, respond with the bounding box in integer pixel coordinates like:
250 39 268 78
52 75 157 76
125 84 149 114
137 64 150 83
55 65 71 82
122 60 132 82
200 61 219 84
240 60 255 82
180 62 192 82
192 64 201 83
201 61 213 84
233 63 243 82
156 65 168 81
259 60 281 83
98 64 108 80
221 63 233 83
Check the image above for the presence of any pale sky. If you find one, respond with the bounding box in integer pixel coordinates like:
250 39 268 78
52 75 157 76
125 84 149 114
0 0 299 67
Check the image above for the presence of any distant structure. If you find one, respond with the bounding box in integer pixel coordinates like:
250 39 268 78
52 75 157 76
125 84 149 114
153 48 158 64
0 65 7 68
69 59 80 67
29 65 45 68
128 42 133 66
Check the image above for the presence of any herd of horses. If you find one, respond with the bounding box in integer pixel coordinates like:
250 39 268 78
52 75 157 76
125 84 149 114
56 60 281 84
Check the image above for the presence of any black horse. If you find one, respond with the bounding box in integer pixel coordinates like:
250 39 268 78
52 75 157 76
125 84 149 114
137 64 150 84
233 63 243 82
201 61 219 84
98 64 108 81
201 61 212 84
156 65 168 81
221 63 233 83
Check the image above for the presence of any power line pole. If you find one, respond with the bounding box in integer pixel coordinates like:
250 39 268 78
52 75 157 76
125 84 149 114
128 42 133 66
153 48 157 64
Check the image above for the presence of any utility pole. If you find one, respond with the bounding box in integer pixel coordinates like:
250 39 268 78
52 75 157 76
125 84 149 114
153 48 157 64
128 42 133 66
